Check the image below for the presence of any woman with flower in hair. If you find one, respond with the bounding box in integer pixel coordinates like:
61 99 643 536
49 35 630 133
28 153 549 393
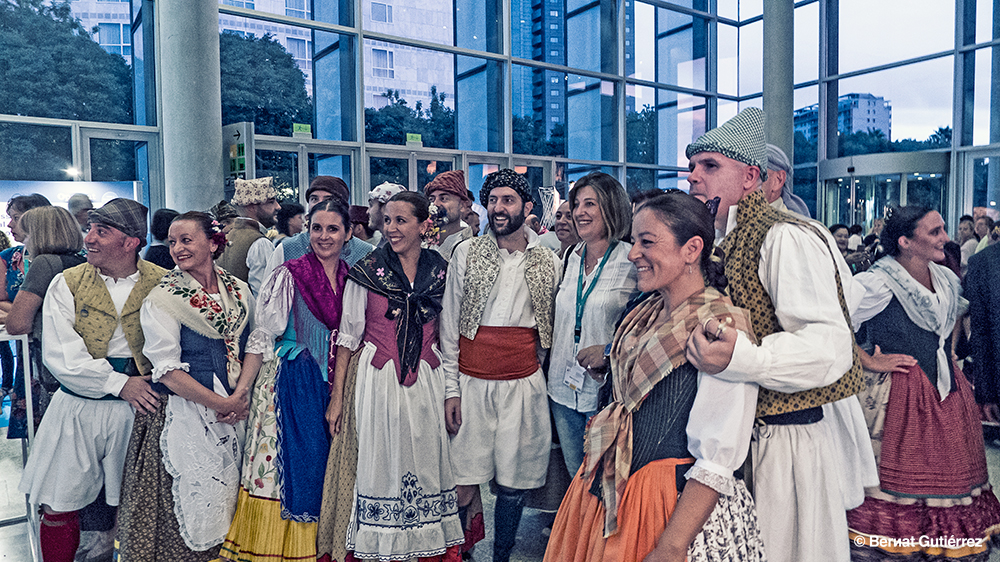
336 190 464 561
116 211 255 561
222 198 353 562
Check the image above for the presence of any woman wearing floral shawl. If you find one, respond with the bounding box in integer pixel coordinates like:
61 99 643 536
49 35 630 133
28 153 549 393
335 191 464 561
545 192 766 562
221 199 352 562
117 212 254 561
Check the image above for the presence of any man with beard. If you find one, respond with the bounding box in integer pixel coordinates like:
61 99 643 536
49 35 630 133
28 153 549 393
440 169 560 562
425 170 473 261
217 176 280 295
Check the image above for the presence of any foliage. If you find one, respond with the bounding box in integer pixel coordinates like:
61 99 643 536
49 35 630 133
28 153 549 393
0 0 133 180
364 87 456 187
794 126 954 161
220 31 312 137
512 116 565 157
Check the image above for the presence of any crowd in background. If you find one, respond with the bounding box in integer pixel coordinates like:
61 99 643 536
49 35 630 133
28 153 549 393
5 107 1000 562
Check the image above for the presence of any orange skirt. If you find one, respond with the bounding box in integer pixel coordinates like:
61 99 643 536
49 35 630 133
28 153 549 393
544 457 692 562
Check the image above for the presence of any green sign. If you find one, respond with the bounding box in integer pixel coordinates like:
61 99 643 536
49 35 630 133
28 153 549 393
406 133 422 143
293 123 312 134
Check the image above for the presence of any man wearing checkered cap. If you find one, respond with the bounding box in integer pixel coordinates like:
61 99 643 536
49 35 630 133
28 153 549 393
684 108 877 562
20 198 168 562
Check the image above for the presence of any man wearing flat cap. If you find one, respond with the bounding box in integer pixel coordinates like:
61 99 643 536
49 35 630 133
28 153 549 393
20 198 168 562
763 143 811 218
425 170 473 261
684 108 876 562
217 176 280 295
439 168 560 562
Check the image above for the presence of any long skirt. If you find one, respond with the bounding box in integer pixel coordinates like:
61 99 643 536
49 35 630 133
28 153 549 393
317 350 362 562
117 390 241 561
346 343 465 561
848 364 1000 561
544 457 766 562
222 350 332 562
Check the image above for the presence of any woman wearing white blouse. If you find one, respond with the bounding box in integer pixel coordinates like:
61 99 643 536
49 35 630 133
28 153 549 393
547 172 636 477
545 191 765 562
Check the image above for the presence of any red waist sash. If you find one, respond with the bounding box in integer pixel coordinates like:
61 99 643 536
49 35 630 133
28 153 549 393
458 326 539 380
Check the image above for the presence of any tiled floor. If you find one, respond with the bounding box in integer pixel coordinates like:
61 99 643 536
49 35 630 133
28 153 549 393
3 421 1000 562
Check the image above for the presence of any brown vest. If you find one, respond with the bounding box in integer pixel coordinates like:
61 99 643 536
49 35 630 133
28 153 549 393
721 190 863 418
216 218 264 283
62 260 167 375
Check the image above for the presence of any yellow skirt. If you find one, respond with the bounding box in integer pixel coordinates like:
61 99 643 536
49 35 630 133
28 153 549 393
219 488 317 562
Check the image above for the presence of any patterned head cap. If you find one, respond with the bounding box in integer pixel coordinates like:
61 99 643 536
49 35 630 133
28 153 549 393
480 168 531 207
209 200 240 222
88 198 148 240
232 176 277 206
686 107 768 182
369 182 406 204
424 170 469 201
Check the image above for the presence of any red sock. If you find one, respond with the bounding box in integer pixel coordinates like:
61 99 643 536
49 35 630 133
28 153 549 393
40 510 80 562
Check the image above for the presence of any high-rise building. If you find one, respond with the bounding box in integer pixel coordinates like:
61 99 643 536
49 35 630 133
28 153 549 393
794 93 892 140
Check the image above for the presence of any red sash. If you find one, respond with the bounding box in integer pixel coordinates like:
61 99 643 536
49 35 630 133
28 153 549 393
458 326 539 380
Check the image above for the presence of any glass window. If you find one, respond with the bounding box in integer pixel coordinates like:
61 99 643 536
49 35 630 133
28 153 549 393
793 85 818 163
512 64 565 157
222 0 255 8
0 123 73 181
717 0 738 21
717 23 738 96
371 2 392 23
285 0 308 19
418 160 454 192
370 156 408 188
309 153 352 196
314 32 357 142
738 0 762 21
905 172 946 211
794 2 818 85
792 166 818 218
566 75 618 162
132 21 152 126
90 139 149 190
974 47 997 146
971 157 998 212
839 0 953 74
553 1 616 74
456 55 503 151
220 24 313 137
364 41 459 150
372 48 394 78
312 0 353 26
632 4 707 90
977 0 995 44
738 20 762 96
836 56 953 157
626 85 707 168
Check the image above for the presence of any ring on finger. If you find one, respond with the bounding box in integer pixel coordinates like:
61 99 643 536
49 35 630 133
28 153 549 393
702 318 714 332
715 325 726 338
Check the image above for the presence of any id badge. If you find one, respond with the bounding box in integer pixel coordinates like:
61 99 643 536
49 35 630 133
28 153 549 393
563 363 587 391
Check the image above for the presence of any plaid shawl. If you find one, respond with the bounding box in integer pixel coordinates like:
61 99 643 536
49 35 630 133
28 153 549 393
582 287 754 537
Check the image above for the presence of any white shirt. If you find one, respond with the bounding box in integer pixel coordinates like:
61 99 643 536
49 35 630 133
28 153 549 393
246 235 274 297
42 270 141 398
547 242 636 413
439 227 561 399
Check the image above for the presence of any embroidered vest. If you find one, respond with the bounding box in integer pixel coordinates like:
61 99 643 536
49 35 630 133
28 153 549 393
62 260 167 376
721 190 863 417
459 234 557 348
217 218 264 282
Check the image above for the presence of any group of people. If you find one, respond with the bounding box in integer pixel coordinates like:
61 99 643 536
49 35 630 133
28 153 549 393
8 105 1000 562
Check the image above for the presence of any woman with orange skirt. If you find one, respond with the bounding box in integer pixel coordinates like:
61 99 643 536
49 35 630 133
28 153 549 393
544 192 767 562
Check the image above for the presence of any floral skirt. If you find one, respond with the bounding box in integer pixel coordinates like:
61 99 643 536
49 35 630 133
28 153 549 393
544 457 767 562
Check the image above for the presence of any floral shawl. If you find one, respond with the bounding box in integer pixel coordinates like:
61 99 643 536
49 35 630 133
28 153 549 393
147 267 251 388
348 246 448 382
582 287 754 537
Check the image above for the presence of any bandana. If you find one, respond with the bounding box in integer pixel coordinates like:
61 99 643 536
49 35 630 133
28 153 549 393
480 168 531 207
583 288 754 536
283 252 349 381
348 246 448 383
425 170 469 201
88 198 148 240
686 107 768 182
146 267 251 388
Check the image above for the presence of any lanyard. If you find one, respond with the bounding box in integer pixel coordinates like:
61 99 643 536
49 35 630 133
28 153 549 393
575 241 617 343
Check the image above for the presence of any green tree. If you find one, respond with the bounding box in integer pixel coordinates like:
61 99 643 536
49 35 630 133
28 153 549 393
220 31 312 137
0 0 133 180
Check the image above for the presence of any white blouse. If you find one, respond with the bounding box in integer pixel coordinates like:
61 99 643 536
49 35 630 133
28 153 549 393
686 372 759 494
336 279 370 351
547 242 637 413
244 266 297 360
